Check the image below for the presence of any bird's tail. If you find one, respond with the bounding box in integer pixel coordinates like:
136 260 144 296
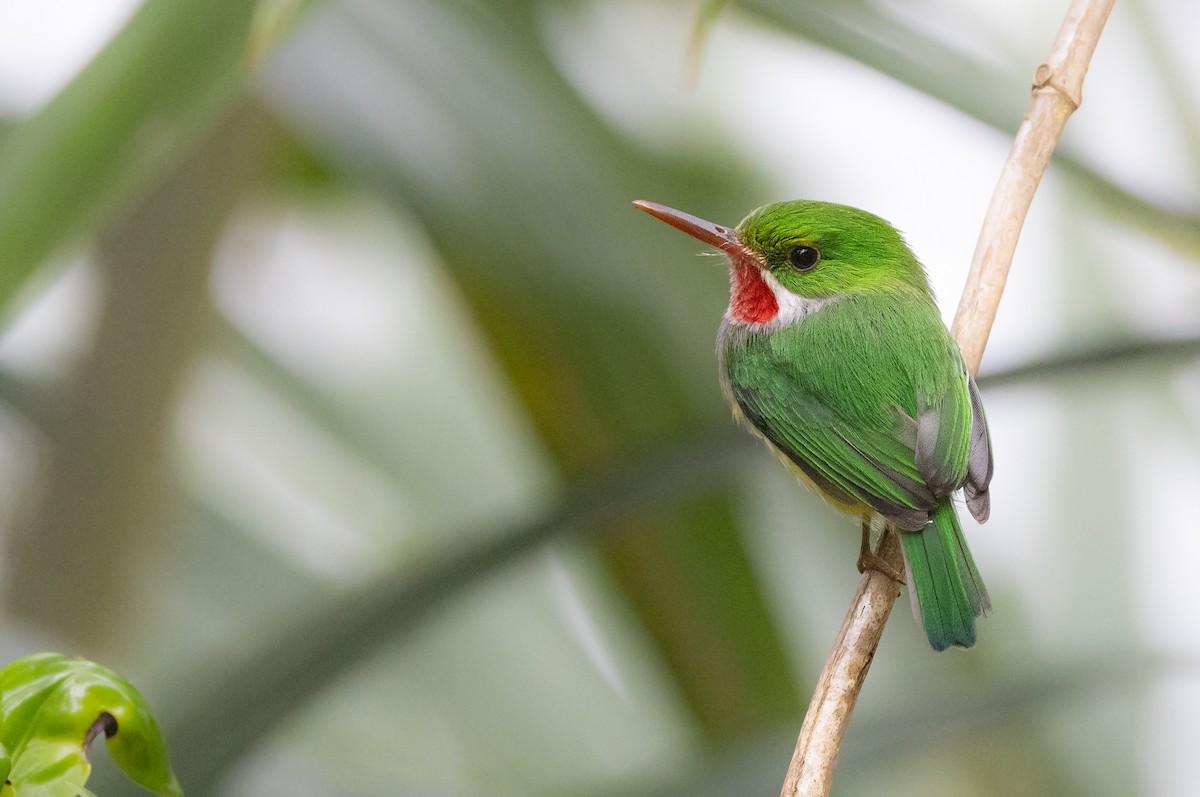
900 501 990 651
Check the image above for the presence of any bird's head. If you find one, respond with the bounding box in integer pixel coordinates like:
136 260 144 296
634 199 932 325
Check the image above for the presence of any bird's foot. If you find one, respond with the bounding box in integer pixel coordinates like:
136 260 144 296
858 519 905 583
856 550 905 583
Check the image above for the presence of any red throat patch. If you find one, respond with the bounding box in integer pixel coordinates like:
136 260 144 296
729 261 778 323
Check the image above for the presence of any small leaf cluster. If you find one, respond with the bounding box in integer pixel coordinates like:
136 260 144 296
0 654 180 797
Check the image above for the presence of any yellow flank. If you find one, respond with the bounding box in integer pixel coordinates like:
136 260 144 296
782 454 871 516
730 402 873 519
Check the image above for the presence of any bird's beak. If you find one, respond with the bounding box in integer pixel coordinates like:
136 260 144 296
633 200 740 252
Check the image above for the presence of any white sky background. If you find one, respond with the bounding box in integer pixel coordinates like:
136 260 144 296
1 1 1199 795
0 0 142 114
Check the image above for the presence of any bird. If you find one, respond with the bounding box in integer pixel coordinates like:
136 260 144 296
634 199 993 650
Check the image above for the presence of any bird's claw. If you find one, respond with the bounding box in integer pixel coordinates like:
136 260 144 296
856 550 905 584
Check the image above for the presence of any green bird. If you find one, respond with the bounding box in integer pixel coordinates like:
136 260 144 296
634 199 992 650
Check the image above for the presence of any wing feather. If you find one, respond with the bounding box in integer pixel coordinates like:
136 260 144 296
720 301 993 530
732 384 936 530
963 376 993 522
914 366 972 495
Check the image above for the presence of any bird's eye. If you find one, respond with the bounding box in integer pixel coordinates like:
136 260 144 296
788 245 820 272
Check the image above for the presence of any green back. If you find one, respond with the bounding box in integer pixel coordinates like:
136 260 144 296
720 293 974 528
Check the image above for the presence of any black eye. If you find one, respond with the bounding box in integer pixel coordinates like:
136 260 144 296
788 245 820 272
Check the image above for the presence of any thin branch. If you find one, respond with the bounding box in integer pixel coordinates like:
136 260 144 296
979 336 1200 388
952 0 1118 372
779 529 902 797
780 1 1116 795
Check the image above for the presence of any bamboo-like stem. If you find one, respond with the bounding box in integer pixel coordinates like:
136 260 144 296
951 0 1117 372
779 1 1116 795
779 529 902 797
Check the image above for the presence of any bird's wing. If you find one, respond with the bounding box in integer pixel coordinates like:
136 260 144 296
913 364 971 496
731 381 939 530
913 360 993 523
963 376 993 521
721 300 993 529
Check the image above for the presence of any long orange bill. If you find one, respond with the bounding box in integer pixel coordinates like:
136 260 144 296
633 200 740 252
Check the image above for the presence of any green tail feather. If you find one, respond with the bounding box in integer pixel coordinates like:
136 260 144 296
900 502 990 651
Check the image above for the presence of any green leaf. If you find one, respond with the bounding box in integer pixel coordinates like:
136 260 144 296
0 0 264 319
0 654 181 797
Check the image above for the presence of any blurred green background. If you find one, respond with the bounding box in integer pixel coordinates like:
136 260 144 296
0 0 1198 795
